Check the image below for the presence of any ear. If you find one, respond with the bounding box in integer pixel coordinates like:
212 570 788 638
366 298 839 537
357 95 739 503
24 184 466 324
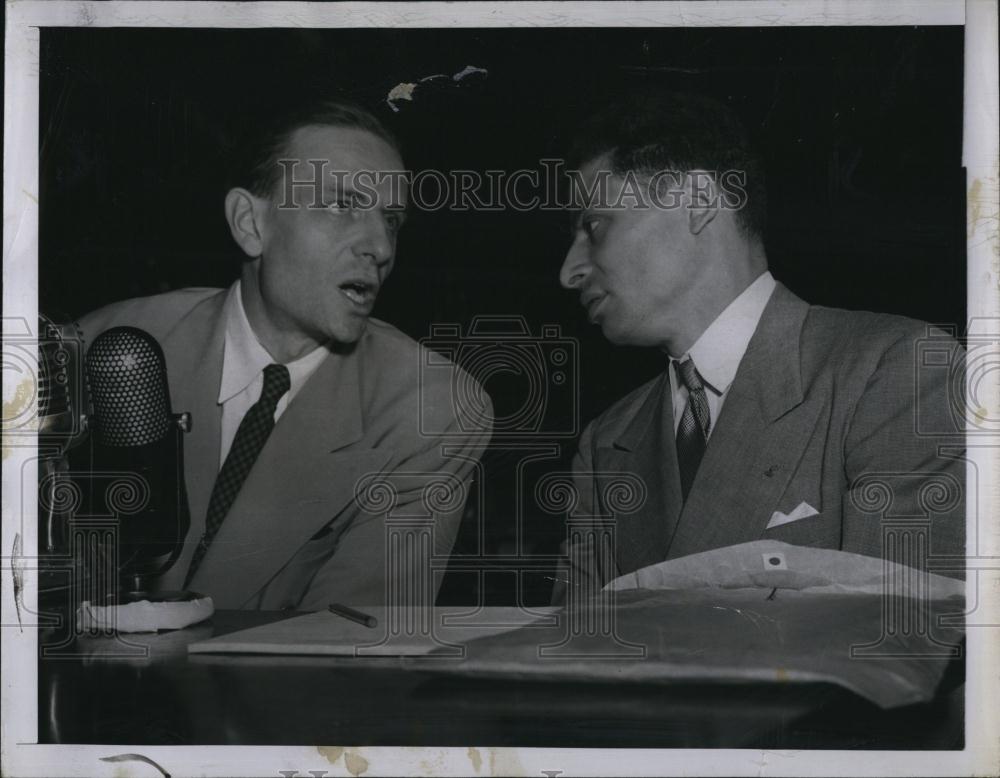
225 188 268 258
686 170 720 235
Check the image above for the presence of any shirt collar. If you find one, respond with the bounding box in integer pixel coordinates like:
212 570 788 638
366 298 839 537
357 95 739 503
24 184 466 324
218 281 330 404
671 270 777 396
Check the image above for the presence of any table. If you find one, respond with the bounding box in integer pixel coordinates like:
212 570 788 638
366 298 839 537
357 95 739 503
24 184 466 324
38 610 964 748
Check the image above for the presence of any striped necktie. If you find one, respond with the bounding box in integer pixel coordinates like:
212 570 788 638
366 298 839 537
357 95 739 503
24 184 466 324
674 358 711 502
185 363 290 586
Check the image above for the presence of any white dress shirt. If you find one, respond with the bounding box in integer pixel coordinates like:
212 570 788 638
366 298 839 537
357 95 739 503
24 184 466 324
667 270 777 437
217 282 330 467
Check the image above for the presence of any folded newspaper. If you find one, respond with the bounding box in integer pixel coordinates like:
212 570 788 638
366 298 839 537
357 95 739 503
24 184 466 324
414 541 965 709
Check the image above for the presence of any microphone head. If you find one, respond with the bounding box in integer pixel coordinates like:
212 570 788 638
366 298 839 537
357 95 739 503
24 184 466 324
86 326 173 447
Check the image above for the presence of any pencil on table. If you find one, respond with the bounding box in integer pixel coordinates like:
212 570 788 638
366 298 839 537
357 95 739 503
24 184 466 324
327 603 378 628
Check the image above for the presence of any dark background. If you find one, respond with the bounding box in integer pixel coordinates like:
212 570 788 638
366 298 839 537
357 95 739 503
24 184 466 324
39 26 966 603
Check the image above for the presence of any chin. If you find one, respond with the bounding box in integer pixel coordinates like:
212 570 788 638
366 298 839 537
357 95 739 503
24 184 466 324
599 321 632 345
327 316 370 346
601 322 653 348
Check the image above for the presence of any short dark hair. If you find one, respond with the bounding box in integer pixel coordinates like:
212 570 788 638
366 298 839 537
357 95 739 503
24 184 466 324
568 90 766 241
229 99 401 199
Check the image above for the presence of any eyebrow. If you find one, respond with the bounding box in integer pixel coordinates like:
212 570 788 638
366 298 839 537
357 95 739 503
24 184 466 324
321 182 409 213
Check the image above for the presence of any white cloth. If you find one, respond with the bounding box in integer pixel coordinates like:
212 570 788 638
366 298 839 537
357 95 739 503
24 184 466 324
667 270 777 437
77 596 215 633
218 282 330 467
605 540 965 599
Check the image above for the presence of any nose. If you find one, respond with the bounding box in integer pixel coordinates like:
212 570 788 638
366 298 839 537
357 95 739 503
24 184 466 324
559 241 590 290
354 211 395 268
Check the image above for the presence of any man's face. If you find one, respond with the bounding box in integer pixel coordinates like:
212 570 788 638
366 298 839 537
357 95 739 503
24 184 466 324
253 124 407 347
559 155 701 348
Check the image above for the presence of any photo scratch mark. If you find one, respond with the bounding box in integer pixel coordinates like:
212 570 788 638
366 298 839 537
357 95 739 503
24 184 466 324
315 744 369 774
453 64 487 81
710 605 778 636
12 534 24 632
345 750 369 775
386 65 488 111
100 753 171 778
317 745 345 763
3 376 36 434
386 82 417 112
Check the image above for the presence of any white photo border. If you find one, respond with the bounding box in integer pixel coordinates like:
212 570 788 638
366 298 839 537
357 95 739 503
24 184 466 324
3 1 997 776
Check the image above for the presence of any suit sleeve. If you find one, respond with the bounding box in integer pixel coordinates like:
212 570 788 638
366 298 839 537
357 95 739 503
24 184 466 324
296 385 493 611
842 327 965 578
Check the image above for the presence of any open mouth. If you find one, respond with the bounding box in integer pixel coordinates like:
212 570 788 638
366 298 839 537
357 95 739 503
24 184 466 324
339 281 377 307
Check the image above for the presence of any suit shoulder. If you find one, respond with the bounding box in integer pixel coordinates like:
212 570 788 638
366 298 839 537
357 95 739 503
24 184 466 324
584 372 663 443
807 304 942 340
363 317 423 365
361 318 493 421
76 288 225 343
361 318 434 388
801 304 952 367
793 303 961 411
364 317 479 383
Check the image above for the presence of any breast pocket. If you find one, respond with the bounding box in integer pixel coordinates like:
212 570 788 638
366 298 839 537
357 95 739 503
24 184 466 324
764 510 830 548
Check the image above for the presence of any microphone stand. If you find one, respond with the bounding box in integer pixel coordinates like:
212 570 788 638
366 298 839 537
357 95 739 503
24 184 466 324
115 410 194 604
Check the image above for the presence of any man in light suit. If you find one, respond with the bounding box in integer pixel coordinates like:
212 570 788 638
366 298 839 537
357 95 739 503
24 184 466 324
556 92 965 591
77 101 492 610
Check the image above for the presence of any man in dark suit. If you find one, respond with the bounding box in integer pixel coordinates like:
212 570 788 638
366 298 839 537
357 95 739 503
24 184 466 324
78 101 492 610
556 92 965 592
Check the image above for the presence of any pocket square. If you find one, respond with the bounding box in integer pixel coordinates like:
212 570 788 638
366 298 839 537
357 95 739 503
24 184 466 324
767 501 819 530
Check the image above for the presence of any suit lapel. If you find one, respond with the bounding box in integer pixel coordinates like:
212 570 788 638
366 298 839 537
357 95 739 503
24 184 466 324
189 343 392 607
155 291 227 591
667 284 823 557
602 371 683 574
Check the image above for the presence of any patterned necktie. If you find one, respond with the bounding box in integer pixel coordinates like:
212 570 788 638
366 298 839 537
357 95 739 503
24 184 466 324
185 363 290 586
674 358 712 502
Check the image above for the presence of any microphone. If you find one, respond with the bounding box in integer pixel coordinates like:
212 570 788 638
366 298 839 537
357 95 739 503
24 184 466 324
80 326 192 600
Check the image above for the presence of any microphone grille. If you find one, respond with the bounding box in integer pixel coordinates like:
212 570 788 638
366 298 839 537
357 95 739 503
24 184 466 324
86 326 172 446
